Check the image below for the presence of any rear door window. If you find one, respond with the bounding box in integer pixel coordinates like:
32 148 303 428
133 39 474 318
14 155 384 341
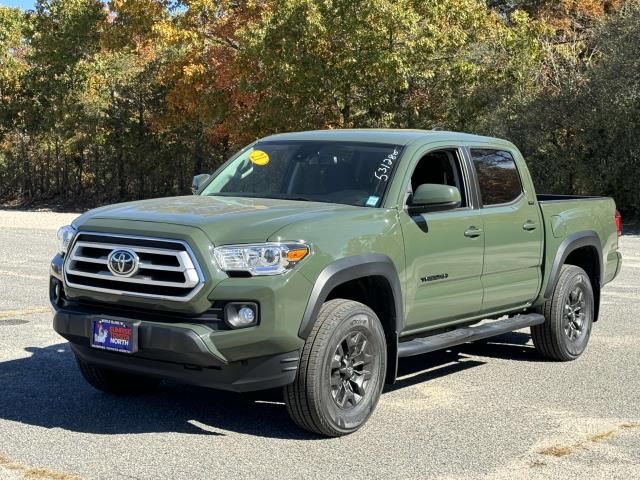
470 149 522 206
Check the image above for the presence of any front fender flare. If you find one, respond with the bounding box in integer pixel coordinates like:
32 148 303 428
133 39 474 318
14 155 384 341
298 254 404 339
298 254 403 384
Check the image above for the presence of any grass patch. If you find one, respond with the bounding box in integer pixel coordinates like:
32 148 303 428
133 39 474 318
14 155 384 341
538 445 575 457
23 468 81 480
537 421 640 459
0 452 81 480
0 453 23 471
621 422 640 429
589 430 617 443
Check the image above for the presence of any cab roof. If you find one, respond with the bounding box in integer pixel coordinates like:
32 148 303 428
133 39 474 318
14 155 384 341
260 129 507 147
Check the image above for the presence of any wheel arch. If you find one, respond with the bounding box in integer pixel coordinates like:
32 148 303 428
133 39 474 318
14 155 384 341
544 230 603 321
299 254 403 384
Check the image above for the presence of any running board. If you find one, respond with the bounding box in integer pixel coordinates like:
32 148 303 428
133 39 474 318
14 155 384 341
397 313 545 358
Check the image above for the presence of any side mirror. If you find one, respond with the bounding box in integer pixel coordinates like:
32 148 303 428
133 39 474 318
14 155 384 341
191 174 210 194
408 183 461 214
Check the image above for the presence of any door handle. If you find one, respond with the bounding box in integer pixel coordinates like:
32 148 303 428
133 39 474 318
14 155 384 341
523 221 537 231
464 226 483 238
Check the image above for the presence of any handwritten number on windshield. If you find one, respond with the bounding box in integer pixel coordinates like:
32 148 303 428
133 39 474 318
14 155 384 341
374 148 400 182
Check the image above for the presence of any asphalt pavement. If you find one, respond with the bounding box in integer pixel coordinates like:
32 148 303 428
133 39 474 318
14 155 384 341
0 210 638 480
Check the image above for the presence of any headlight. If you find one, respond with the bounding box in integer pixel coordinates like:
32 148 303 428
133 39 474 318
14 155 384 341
56 225 77 255
213 242 310 276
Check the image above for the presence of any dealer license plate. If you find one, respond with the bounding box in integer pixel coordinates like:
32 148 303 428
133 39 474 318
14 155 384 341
90 319 137 354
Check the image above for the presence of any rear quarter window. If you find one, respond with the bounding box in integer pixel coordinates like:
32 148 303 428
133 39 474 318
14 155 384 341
470 149 522 206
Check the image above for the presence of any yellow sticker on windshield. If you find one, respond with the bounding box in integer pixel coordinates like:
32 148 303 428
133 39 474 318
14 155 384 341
249 149 270 166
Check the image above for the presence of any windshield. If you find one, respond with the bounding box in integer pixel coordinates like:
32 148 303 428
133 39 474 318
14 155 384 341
201 141 403 207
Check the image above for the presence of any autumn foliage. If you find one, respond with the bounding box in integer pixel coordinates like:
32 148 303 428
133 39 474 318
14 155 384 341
0 0 639 215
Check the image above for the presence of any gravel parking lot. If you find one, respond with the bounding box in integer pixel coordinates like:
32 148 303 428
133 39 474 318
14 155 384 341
0 210 638 480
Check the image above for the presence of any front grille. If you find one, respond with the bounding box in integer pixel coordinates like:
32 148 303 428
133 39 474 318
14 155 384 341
64 232 205 302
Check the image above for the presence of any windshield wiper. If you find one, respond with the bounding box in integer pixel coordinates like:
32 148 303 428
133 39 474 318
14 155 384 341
277 196 315 202
206 193 315 202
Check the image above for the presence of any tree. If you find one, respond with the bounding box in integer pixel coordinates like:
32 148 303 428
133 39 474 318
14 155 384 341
0 6 27 133
476 1 640 215
230 0 545 138
0 0 638 216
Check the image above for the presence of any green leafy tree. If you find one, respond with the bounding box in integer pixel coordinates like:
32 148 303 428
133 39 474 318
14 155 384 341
234 0 544 135
477 1 640 215
0 0 638 216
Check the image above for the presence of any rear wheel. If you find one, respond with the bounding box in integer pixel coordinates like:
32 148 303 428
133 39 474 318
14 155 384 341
76 356 161 394
284 299 387 437
532 265 594 361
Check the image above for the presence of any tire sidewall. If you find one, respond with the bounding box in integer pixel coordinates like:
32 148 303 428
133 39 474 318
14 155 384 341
317 305 386 434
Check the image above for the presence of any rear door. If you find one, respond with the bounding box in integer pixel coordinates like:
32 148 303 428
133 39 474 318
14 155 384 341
468 148 543 312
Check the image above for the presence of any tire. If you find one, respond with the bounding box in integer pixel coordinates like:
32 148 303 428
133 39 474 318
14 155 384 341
284 299 387 437
76 356 161 394
531 265 594 361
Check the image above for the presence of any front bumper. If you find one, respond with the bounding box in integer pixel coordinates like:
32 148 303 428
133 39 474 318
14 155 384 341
50 238 311 392
51 250 310 363
54 307 300 392
49 251 303 392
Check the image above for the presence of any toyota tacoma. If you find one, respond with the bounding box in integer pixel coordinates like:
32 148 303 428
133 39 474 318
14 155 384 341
50 129 623 436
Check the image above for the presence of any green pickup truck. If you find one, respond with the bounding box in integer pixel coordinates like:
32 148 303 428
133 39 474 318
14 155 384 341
50 129 622 436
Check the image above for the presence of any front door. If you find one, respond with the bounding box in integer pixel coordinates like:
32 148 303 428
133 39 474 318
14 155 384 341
400 148 484 334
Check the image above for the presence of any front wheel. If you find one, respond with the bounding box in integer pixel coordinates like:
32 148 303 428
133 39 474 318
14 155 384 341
284 299 387 437
531 265 594 361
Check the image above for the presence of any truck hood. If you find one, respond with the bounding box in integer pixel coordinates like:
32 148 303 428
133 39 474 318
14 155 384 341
74 195 353 245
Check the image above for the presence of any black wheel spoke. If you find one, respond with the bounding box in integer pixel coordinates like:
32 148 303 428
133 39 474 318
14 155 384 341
350 377 365 397
343 383 356 406
335 384 347 407
346 332 359 349
340 340 349 357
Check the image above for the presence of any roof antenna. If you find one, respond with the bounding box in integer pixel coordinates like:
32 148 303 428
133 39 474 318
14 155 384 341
431 126 444 131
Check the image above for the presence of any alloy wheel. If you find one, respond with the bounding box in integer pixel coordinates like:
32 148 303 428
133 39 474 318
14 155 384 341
329 331 373 409
564 285 587 341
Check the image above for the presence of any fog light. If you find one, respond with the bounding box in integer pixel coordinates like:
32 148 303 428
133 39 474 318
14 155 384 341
239 307 255 323
225 302 258 329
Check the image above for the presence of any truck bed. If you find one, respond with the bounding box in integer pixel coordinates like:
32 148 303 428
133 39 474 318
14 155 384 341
537 194 609 202
537 194 620 298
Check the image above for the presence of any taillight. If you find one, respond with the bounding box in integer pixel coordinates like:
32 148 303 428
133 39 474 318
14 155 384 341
615 210 622 236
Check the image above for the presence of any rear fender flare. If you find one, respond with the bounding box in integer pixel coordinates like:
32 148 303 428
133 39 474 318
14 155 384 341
544 230 603 300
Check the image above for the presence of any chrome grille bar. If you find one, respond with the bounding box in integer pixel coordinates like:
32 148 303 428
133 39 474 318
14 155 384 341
63 233 205 302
